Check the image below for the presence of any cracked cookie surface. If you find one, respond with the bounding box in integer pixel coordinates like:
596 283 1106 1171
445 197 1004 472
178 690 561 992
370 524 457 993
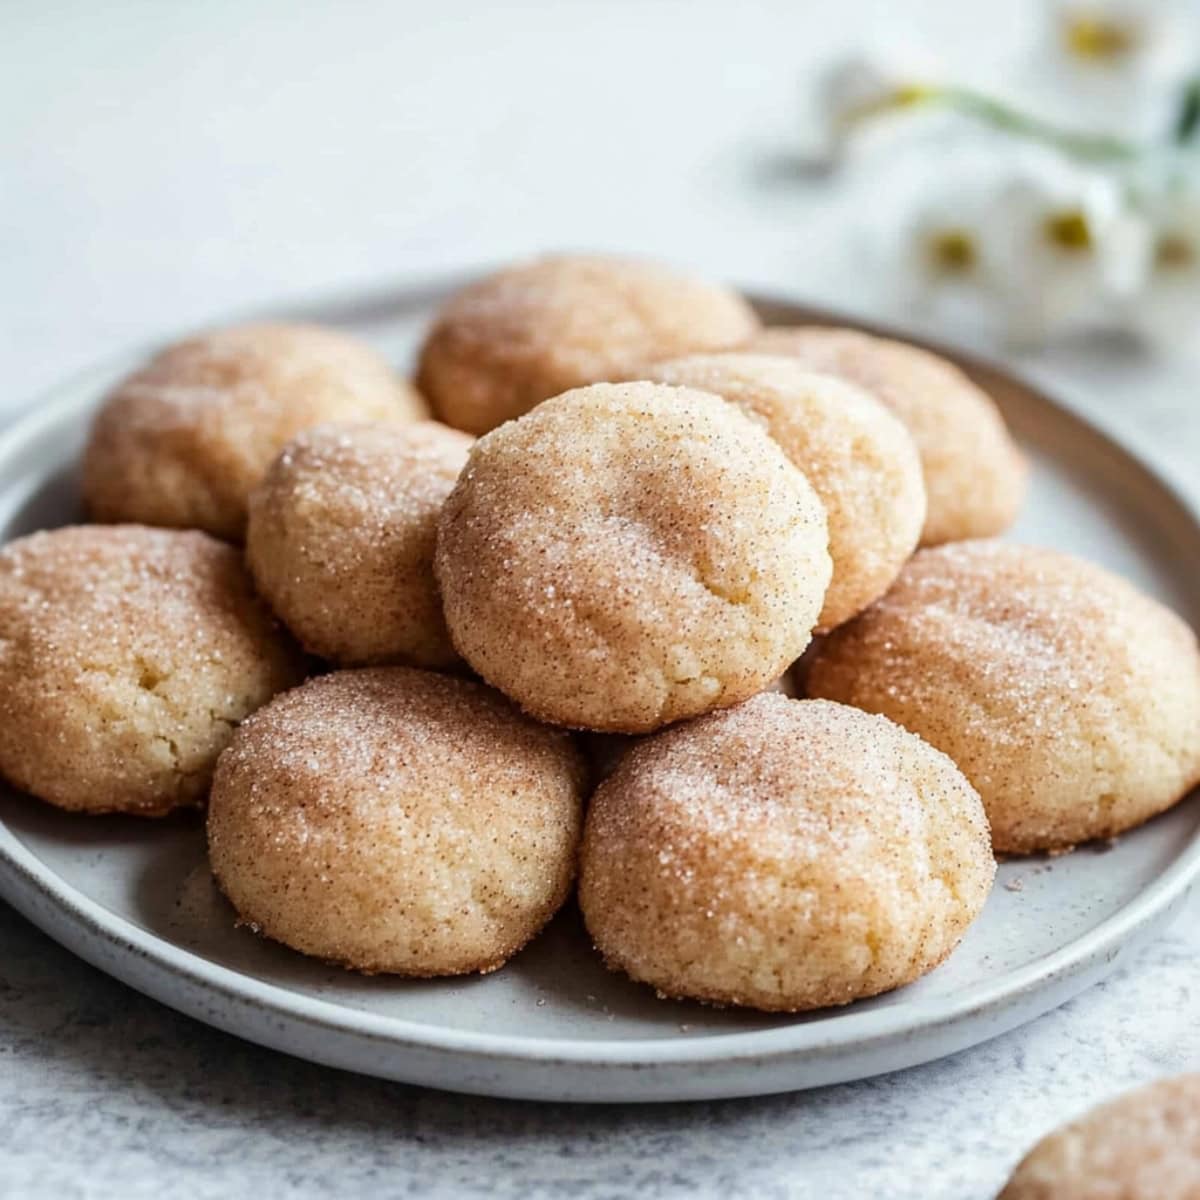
416 255 761 435
579 693 994 1012
247 420 472 667
208 667 587 976
744 325 1026 546
0 524 305 814
806 540 1200 854
83 322 427 541
435 381 832 732
638 353 925 630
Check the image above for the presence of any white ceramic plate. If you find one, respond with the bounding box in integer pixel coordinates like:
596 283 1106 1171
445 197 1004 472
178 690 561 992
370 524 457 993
0 278 1198 1104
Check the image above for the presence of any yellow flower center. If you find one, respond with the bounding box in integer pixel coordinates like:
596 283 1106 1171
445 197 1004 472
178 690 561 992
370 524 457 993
927 229 977 273
1155 233 1195 270
1062 14 1139 62
1044 208 1093 253
893 84 933 107
840 83 933 130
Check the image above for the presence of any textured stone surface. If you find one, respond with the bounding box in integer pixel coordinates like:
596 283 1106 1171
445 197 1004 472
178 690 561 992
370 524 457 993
0 900 1197 1199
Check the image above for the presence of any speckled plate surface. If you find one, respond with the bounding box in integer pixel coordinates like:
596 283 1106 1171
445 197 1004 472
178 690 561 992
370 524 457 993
0 277 1197 1103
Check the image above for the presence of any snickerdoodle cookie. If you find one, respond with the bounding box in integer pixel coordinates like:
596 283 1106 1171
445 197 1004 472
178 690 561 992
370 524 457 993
0 525 304 815
806 541 1200 853
743 326 1026 545
640 353 925 629
435 381 831 732
417 256 760 434
207 668 586 975
998 1074 1200 1200
579 693 994 1011
247 421 472 668
84 322 426 540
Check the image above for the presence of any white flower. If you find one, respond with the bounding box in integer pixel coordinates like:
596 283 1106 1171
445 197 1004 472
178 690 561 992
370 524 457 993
1023 0 1200 140
891 144 1135 344
987 152 1131 342
1049 0 1197 81
806 49 938 162
889 145 1008 316
1117 181 1200 346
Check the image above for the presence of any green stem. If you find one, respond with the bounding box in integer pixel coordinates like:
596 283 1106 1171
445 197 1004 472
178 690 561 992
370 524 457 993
932 86 1142 162
1173 75 1200 145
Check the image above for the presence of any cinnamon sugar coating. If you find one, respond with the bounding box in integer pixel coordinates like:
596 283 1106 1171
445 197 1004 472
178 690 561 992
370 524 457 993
207 668 586 976
579 694 994 1012
84 322 427 540
247 421 472 668
0 525 304 815
416 256 760 435
744 326 1026 546
640 353 925 630
807 541 1200 853
435 382 832 733
999 1074 1200 1199
583 673 798 786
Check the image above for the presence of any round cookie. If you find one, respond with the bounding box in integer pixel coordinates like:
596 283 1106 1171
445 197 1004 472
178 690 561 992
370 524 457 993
579 693 994 1011
640 353 925 629
417 255 761 434
743 326 1026 545
208 668 587 976
0 525 304 815
247 421 472 668
83 322 427 541
435 381 832 733
999 1074 1200 1199
806 540 1200 853
583 672 798 786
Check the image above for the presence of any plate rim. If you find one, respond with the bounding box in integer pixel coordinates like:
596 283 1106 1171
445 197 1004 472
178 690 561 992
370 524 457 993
0 281 1198 1081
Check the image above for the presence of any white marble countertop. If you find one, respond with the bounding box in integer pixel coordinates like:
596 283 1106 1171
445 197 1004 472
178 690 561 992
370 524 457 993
2 1 1198 1196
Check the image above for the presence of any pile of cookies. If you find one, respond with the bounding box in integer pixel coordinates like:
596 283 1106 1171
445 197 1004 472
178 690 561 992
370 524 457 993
3 254 1199 1014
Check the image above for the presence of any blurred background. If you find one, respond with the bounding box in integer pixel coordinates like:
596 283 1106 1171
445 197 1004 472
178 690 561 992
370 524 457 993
4 0 1199 481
